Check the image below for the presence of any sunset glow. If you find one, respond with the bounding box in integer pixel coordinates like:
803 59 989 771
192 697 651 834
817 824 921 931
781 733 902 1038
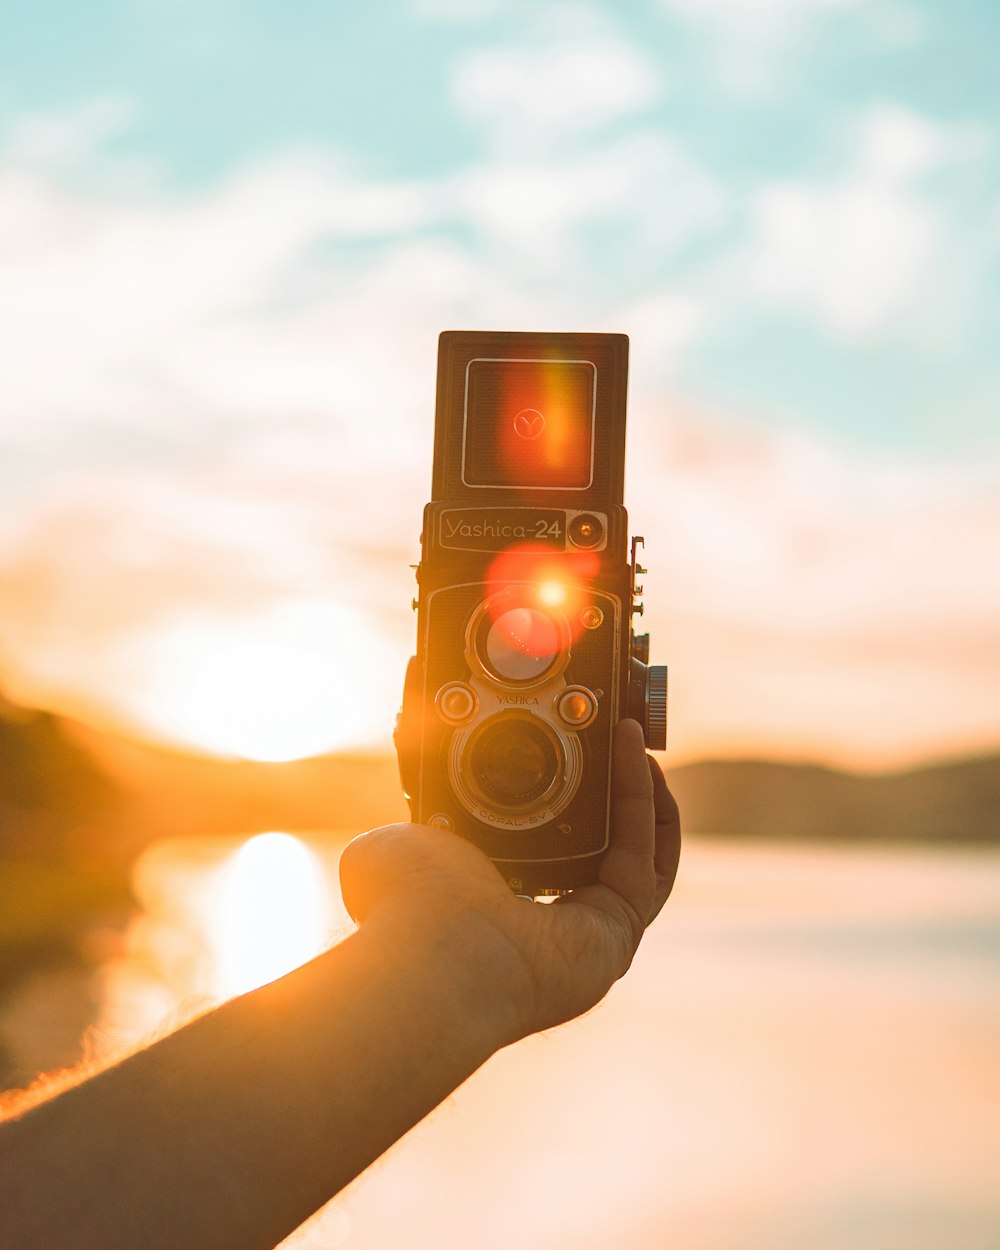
0 2 996 770
123 606 395 761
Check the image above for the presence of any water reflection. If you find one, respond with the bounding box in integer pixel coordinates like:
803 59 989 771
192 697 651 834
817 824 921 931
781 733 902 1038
81 836 1000 1250
213 833 332 998
94 832 350 1058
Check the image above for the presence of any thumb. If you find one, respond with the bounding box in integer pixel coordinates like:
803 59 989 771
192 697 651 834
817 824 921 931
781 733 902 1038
339 822 499 924
338 824 416 925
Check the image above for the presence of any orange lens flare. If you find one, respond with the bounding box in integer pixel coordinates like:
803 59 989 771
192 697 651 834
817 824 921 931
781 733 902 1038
537 580 567 607
485 545 601 648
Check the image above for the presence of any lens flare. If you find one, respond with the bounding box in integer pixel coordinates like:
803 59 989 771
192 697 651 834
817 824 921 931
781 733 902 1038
485 545 601 643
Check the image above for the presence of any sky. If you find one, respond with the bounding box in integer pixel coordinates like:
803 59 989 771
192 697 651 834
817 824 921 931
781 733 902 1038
0 0 997 768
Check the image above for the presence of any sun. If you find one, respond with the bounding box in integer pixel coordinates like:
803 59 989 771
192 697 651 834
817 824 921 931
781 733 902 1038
125 601 399 761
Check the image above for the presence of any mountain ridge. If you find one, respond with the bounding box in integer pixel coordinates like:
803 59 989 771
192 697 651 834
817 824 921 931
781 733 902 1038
2 687 998 852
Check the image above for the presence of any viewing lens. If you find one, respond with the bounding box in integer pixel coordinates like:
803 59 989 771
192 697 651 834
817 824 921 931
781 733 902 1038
484 608 561 682
468 718 560 809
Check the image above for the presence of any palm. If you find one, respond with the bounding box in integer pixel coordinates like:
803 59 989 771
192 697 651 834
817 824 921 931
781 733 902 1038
340 720 681 1043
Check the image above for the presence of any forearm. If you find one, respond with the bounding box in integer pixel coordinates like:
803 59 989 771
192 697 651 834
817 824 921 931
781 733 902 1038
0 911 513 1250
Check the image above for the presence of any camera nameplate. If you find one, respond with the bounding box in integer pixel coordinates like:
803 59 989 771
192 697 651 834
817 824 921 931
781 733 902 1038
437 507 609 554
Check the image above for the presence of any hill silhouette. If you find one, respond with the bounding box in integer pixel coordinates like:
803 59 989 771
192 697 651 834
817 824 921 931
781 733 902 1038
667 756 1000 845
0 691 131 989
0 690 124 861
1 686 998 853
6 688 992 1052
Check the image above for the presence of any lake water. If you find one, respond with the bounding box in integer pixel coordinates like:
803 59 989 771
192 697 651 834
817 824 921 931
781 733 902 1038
3 834 999 1250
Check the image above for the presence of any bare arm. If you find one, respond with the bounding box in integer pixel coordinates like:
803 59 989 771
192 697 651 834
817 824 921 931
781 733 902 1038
0 720 680 1250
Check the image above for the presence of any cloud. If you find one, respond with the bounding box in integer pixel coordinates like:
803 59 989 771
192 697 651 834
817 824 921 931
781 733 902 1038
742 104 990 339
616 293 705 375
626 404 1000 764
0 98 142 177
747 175 933 338
0 146 438 439
660 0 859 30
0 98 996 765
452 19 659 149
657 0 919 93
409 0 506 20
0 95 723 445
857 104 963 180
450 130 725 287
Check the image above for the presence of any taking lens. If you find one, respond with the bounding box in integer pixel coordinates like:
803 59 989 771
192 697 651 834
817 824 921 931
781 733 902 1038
467 717 561 810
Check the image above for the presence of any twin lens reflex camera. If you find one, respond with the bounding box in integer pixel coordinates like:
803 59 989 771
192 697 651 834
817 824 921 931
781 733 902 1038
395 331 667 896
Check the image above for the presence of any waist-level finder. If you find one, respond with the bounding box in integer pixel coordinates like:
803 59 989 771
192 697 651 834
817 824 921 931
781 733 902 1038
395 331 666 895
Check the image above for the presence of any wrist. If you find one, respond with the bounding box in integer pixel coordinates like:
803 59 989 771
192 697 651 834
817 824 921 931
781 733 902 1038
356 896 534 1055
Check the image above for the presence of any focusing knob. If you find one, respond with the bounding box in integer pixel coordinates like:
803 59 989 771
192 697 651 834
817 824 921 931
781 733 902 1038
626 658 667 750
646 665 668 751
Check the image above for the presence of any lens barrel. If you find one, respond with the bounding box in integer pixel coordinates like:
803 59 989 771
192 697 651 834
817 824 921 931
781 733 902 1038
466 716 561 811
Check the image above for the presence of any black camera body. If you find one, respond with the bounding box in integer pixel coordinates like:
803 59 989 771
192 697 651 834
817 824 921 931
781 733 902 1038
396 331 666 895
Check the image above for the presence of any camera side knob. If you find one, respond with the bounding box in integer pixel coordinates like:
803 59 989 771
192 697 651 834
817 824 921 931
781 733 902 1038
627 658 668 751
646 665 668 751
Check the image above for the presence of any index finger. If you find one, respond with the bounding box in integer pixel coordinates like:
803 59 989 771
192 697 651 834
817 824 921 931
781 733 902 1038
594 718 657 939
647 753 681 922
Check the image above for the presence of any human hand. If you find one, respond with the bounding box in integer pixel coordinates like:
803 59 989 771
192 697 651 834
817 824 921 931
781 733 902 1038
339 719 680 1047
0 724 676 1250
